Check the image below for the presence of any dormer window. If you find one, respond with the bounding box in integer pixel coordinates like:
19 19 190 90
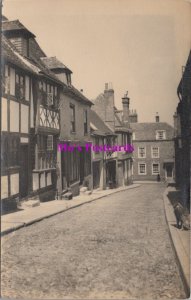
156 130 166 140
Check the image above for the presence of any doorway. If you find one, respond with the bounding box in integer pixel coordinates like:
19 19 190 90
20 145 29 198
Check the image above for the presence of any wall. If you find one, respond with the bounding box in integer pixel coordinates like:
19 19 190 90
59 93 91 142
132 140 174 181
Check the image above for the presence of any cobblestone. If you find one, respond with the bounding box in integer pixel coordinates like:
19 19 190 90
1 184 186 299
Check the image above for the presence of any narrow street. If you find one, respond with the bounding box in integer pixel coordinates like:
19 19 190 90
1 184 186 299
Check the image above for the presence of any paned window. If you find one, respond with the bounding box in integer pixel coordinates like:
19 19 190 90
152 147 159 158
152 163 160 174
156 130 166 140
138 147 146 158
138 163 146 175
15 72 25 100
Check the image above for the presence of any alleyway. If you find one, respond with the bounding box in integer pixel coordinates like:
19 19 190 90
1 184 186 299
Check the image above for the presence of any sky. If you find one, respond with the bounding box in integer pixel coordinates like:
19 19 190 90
2 0 191 125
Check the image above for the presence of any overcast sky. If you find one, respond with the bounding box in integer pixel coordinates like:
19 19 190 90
3 0 191 125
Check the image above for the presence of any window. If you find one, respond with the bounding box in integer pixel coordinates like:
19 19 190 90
70 104 75 132
9 136 20 167
3 65 10 94
84 110 88 135
15 72 25 100
138 163 146 175
138 147 146 158
152 147 159 158
47 92 54 106
47 135 53 150
156 130 166 140
152 163 160 175
38 135 55 169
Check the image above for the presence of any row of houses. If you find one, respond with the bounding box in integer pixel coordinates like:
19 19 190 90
2 16 186 213
1 16 134 210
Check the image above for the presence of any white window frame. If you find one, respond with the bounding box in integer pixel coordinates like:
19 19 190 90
152 163 160 175
47 135 53 150
138 146 146 158
151 146 159 158
138 163 147 175
156 130 166 140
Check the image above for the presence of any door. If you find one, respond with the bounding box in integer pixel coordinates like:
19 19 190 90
20 145 29 198
165 164 173 178
93 161 100 189
79 148 85 185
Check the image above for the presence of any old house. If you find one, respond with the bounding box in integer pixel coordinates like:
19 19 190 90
131 114 175 182
1 18 63 208
92 84 133 187
41 57 93 196
89 109 117 189
174 50 191 210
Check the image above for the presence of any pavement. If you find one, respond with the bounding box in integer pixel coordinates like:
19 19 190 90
163 185 190 295
1 182 190 296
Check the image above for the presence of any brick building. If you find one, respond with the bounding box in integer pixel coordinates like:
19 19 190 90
131 114 175 182
92 84 133 187
174 50 191 209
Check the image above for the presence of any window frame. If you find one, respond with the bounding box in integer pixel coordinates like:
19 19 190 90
70 104 76 133
152 163 160 175
138 146 146 158
156 130 166 140
84 109 88 135
138 163 147 175
151 146 159 158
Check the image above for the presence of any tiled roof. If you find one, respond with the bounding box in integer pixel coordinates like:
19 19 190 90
90 110 115 136
2 20 35 38
130 122 174 140
41 57 72 73
2 35 39 74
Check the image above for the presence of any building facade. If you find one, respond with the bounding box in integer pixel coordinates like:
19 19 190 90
131 115 175 182
1 19 64 208
92 84 133 187
38 57 93 197
90 109 117 190
174 50 191 210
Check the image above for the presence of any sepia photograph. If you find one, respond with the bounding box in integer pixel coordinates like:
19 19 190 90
1 0 191 299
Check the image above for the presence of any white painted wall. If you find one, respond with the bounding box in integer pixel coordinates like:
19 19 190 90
1 176 8 199
1 97 7 131
21 104 29 133
10 100 19 132
10 67 15 96
10 173 19 195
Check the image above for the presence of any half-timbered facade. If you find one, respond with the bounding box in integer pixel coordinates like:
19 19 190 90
1 19 63 207
1 36 36 209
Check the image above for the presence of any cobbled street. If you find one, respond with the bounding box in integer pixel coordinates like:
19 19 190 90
1 184 186 299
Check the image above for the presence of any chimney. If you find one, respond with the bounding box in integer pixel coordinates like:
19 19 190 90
122 91 130 123
155 112 160 123
129 109 138 123
102 82 115 130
